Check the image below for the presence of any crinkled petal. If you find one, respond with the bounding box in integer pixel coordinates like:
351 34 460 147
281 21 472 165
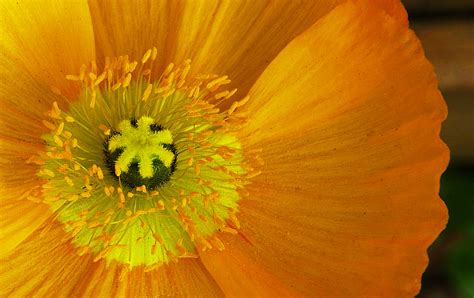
88 0 407 106
0 221 224 297
0 0 95 99
0 0 95 256
202 1 448 296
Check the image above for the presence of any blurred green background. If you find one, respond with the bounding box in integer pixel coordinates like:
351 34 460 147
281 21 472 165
402 1 474 297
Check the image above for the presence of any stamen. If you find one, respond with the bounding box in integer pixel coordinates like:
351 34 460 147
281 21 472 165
37 49 260 268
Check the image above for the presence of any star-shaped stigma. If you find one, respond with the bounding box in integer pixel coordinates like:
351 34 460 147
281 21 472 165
108 116 174 178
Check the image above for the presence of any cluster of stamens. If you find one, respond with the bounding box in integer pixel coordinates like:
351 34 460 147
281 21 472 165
26 47 263 271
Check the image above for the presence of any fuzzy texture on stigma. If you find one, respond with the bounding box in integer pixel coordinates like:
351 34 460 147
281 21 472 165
104 116 177 189
35 49 260 269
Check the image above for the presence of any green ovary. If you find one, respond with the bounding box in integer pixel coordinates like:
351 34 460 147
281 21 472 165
105 116 177 189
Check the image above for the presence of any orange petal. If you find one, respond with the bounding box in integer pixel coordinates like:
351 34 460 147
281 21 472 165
0 0 95 99
0 1 94 252
0 220 96 297
0 199 51 259
0 1 95 165
0 220 223 297
200 238 297 297
87 0 172 71
218 1 447 296
0 122 51 256
71 258 223 297
88 0 406 106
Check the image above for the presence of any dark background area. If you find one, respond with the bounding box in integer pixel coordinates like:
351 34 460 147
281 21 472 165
403 1 473 297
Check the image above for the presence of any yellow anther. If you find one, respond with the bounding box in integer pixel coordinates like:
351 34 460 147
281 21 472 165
142 83 153 101
180 63 191 81
238 96 250 107
52 101 61 115
67 194 80 202
56 122 64 135
42 120 56 131
129 61 138 72
115 164 121 177
53 135 63 147
94 72 106 87
163 63 174 76
97 167 104 180
215 90 229 100
99 124 111 136
112 81 122 90
64 176 74 186
122 73 132 88
162 87 175 99
226 88 238 99
187 157 194 166
151 47 158 61
228 101 239 115
26 155 44 165
136 185 147 193
157 200 165 210
229 213 241 229
66 74 81 81
207 75 229 89
221 227 238 235
80 191 91 198
83 175 90 187
42 169 55 177
141 48 152 64
63 131 72 139
104 186 111 197
119 192 125 204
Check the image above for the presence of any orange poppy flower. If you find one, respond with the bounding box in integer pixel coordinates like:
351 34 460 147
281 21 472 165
0 0 448 296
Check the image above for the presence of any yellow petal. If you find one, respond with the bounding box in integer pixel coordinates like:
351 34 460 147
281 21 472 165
0 1 95 252
0 221 224 297
0 0 95 99
88 0 407 107
223 1 447 296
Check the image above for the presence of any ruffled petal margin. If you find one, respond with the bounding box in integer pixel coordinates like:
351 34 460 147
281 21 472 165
202 1 448 296
0 0 438 296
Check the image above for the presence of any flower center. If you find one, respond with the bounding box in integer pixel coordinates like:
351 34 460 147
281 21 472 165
31 49 260 270
104 117 177 189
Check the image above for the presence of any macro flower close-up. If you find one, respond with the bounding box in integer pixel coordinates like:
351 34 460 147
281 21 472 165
0 0 449 297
